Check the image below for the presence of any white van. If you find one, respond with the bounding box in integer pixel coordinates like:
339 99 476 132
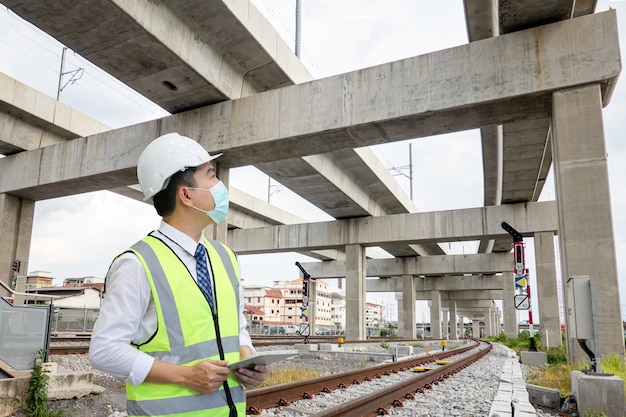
284 325 299 335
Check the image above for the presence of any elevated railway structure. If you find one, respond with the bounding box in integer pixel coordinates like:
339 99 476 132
0 0 622 363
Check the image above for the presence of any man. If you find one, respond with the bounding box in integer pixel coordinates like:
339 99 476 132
89 132 267 417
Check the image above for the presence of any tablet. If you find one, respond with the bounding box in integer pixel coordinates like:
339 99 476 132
228 350 298 371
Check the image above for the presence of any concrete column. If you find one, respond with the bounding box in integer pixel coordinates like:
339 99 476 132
401 274 416 339
486 307 494 337
493 308 500 335
430 290 442 339
534 231 562 348
471 319 480 339
552 85 624 361
502 271 519 338
458 315 463 338
442 308 449 340
450 301 458 340
345 244 366 340
0 194 35 302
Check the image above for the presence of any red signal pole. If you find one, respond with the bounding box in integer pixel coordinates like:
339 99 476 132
502 222 537 352
295 262 312 344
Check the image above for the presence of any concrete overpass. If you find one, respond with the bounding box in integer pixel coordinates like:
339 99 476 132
0 0 622 362
0 0 445 258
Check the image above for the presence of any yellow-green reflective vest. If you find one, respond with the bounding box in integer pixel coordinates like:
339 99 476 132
124 235 245 417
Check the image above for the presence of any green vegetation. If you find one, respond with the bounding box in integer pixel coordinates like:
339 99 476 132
487 333 626 399
379 341 390 349
23 349 66 417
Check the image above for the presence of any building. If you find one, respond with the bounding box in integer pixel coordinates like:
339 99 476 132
272 278 333 329
24 271 55 289
63 276 104 291
330 289 346 331
242 278 335 329
365 302 383 327
242 284 284 324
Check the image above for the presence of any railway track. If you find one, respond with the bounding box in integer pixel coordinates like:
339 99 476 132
245 340 491 416
49 335 494 415
49 334 429 352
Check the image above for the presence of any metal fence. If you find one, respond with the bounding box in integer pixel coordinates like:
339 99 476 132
0 297 50 370
50 306 99 333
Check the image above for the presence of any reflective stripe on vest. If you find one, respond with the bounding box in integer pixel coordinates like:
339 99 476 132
125 236 245 416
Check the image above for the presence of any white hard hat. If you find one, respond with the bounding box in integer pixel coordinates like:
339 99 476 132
137 132 222 200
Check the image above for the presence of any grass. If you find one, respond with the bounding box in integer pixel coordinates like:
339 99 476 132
258 368 320 388
527 362 586 395
487 332 626 399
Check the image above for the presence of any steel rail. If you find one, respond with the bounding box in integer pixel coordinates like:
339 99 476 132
245 341 482 414
50 345 90 355
310 342 492 416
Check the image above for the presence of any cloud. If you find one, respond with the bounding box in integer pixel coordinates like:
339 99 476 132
28 191 160 281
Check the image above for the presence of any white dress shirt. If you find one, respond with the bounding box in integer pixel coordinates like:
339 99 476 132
89 221 253 385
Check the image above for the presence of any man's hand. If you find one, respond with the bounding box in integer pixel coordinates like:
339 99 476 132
234 345 269 389
181 359 231 394
145 358 232 394
234 364 269 389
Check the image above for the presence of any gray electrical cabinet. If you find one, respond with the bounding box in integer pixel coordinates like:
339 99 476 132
566 276 594 340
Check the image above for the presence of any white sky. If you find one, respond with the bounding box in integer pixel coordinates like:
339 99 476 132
1 0 625 322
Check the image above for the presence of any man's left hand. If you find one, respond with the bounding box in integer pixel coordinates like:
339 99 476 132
234 365 268 389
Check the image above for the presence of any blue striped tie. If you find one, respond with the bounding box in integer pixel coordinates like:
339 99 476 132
194 244 215 310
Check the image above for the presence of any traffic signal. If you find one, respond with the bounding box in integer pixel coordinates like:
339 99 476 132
12 260 20 273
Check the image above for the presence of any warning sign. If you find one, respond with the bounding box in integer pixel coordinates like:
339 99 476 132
514 294 530 310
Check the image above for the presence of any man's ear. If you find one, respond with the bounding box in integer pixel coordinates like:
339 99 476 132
178 186 194 207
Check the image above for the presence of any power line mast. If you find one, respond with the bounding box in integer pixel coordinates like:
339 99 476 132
388 143 414 200
56 47 84 100
295 0 301 58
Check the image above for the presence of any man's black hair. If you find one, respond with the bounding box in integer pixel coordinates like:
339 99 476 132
153 167 198 217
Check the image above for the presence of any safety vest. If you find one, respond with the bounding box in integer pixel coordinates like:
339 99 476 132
123 235 245 417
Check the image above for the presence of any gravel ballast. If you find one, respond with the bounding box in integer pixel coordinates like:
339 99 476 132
7 342 564 417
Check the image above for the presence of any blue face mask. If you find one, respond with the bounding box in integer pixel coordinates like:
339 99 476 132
189 181 229 224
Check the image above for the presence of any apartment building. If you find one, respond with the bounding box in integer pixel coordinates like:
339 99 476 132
243 278 338 330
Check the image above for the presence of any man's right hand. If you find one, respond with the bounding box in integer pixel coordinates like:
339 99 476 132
181 359 231 394
145 358 231 394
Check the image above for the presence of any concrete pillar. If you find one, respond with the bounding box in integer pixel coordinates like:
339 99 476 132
450 301 458 340
0 194 35 302
493 307 499 335
442 308 449 340
502 271 519 338
401 274 416 339
486 307 494 337
430 290 442 339
472 319 480 339
345 244 366 340
534 232 562 348
458 315 464 338
552 85 624 361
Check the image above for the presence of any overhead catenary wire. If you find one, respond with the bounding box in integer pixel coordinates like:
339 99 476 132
0 7 168 126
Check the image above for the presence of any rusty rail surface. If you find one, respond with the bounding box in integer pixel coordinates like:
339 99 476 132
246 341 488 415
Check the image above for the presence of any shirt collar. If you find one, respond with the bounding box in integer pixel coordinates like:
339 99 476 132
158 220 201 257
